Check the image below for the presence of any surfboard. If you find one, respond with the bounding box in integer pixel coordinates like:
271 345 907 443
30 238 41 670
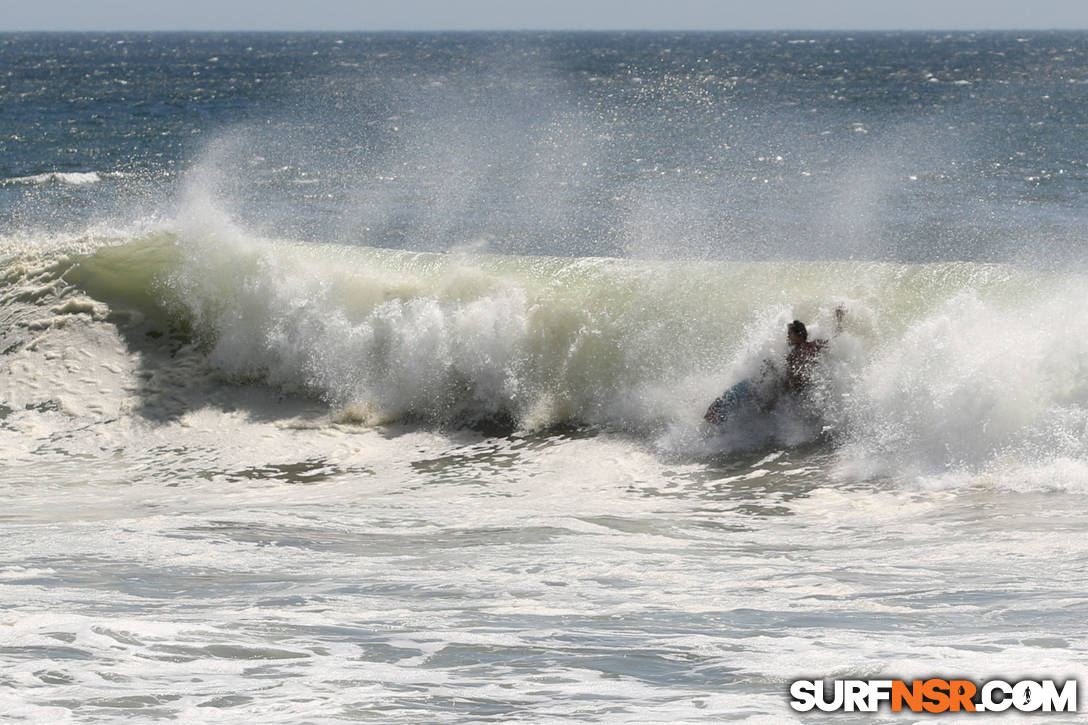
704 379 759 424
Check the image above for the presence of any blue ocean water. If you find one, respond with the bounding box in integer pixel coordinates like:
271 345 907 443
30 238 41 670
4 31 1087 259
1 32 1087 722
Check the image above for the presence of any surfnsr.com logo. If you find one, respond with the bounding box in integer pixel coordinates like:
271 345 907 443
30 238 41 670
789 678 1078 713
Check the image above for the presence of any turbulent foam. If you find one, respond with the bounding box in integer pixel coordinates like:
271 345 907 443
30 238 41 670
3 225 1087 484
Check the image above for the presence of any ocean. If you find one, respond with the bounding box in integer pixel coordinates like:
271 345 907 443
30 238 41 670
1 31 1087 722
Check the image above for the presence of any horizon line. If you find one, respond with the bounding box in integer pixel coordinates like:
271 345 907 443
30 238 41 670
3 27 1085 33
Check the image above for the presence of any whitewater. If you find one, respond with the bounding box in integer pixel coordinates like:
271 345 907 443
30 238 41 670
2 31 1087 722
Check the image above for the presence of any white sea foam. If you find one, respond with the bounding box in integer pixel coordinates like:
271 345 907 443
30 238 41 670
1 171 116 187
3 236 1087 720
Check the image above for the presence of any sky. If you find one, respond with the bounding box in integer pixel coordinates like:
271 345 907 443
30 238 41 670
5 0 1087 32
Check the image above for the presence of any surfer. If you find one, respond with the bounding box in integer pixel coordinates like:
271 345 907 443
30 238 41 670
784 306 845 394
704 306 845 425
784 320 825 392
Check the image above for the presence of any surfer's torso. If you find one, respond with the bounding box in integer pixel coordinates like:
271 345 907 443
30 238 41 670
785 339 827 392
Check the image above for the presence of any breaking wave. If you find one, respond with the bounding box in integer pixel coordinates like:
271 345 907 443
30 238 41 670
0 171 124 187
3 214 1087 485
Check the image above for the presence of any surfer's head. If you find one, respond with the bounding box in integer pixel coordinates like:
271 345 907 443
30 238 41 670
787 320 808 344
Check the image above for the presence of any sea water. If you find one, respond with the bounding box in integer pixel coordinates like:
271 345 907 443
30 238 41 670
1 32 1087 722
